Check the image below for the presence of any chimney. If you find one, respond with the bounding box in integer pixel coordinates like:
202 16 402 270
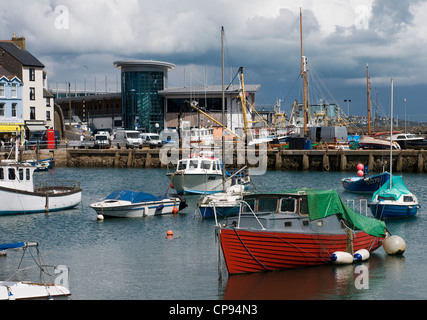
11 33 26 50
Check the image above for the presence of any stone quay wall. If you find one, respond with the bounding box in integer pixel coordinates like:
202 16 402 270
11 148 427 173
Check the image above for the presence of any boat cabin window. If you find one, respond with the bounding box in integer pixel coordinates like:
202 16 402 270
19 168 24 181
178 160 187 170
280 197 297 213
26 168 30 180
403 196 414 202
299 197 309 215
201 160 211 170
242 199 256 212
8 168 15 180
258 197 278 213
0 168 3 180
189 160 199 169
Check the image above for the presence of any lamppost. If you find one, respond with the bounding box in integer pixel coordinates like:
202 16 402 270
404 98 407 133
344 99 351 116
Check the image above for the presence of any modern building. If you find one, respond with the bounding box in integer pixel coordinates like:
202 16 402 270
55 59 261 137
0 66 25 139
0 36 54 135
113 60 176 133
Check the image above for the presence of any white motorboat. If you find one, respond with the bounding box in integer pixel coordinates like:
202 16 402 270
197 184 246 219
167 151 250 195
0 242 71 300
0 160 82 215
90 190 187 218
385 133 427 149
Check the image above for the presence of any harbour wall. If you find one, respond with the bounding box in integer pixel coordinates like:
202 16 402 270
11 148 427 173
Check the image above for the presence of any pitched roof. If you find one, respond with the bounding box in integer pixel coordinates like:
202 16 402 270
0 65 14 79
0 65 21 83
0 41 44 68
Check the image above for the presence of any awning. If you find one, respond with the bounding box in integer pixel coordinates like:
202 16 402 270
27 125 48 131
0 124 26 133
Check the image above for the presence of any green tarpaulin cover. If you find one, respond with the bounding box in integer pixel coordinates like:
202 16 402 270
286 188 386 238
371 175 411 202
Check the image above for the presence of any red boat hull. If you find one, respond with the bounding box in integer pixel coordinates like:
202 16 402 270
218 228 383 275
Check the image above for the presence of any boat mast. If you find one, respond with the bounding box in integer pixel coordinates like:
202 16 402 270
221 26 226 190
300 8 308 136
239 67 249 141
367 64 371 135
389 78 393 187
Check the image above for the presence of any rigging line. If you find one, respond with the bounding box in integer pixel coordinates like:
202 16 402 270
283 73 302 104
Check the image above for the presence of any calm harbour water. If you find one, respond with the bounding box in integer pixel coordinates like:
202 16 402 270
0 167 426 300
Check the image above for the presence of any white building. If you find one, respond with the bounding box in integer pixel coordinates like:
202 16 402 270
0 36 54 135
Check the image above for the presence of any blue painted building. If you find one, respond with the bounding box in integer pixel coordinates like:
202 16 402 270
0 66 25 138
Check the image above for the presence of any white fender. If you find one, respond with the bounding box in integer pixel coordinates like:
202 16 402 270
354 249 370 261
331 251 353 264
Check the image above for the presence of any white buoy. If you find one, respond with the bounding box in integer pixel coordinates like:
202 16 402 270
331 251 353 264
97 214 104 221
383 235 406 255
354 249 370 261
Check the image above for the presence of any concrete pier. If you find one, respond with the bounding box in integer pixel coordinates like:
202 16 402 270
10 148 427 173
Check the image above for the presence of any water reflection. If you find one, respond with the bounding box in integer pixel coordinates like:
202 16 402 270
222 251 408 300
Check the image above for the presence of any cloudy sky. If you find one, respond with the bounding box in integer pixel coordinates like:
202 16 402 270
2 0 427 122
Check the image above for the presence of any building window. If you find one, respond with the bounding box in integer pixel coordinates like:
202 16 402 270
30 107 35 120
11 83 17 98
12 103 17 117
46 110 51 120
0 83 4 97
29 68 35 81
0 103 4 116
46 97 51 107
122 71 165 132
30 87 35 100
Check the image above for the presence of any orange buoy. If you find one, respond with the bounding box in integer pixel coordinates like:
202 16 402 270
172 207 179 215
167 230 174 237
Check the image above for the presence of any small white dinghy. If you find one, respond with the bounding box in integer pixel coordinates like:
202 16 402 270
90 190 187 218
0 242 70 300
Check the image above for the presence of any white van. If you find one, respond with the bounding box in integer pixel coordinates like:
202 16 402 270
140 133 163 148
94 131 111 148
115 130 143 149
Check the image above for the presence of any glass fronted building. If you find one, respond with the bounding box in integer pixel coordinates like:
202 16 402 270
113 61 175 132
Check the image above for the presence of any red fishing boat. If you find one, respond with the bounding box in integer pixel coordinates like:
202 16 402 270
215 189 386 275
